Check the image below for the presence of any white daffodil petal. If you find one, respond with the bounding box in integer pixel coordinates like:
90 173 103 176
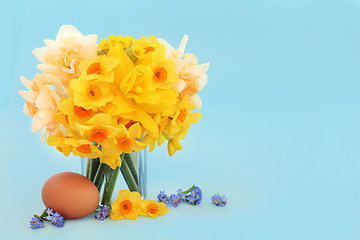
32 46 47 63
20 75 33 90
189 94 202 109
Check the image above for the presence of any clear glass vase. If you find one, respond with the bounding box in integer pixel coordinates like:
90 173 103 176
81 149 147 206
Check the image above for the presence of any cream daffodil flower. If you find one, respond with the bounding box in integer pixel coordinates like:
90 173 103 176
19 74 61 135
158 35 209 109
32 25 98 90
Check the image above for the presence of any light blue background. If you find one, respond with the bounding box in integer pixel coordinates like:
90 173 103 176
2 0 360 239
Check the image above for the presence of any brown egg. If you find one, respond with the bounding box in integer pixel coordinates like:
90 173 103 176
41 172 100 219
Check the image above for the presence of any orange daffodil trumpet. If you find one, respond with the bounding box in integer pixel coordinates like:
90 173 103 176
19 24 209 169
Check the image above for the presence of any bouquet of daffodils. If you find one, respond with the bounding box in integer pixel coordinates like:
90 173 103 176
19 25 209 205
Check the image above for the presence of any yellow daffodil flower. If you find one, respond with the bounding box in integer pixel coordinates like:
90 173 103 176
131 36 166 59
107 44 134 86
47 125 103 159
98 38 111 51
70 77 114 111
52 112 70 130
78 55 119 83
64 137 103 158
120 65 159 105
100 123 146 169
32 28 206 164
98 35 134 51
142 113 169 152
171 95 201 128
75 113 121 144
117 35 135 48
46 127 73 157
156 96 201 156
136 52 178 90
56 94 97 129
137 199 169 218
167 138 183 156
110 190 140 220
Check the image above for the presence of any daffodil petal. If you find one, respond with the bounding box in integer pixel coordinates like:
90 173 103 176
107 45 134 86
124 208 138 220
156 205 169 216
110 199 122 214
56 24 84 40
110 211 125 220
86 113 112 126
127 123 142 139
116 190 130 201
124 191 141 208
137 204 148 217
101 57 119 75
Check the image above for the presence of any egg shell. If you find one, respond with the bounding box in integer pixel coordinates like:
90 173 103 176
41 172 100 219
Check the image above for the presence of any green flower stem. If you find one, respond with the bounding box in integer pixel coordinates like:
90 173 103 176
162 132 172 141
39 209 47 218
101 166 120 206
88 158 100 182
124 153 139 186
34 215 51 222
183 199 197 205
124 47 138 63
183 185 195 194
34 209 50 222
120 154 139 193
93 163 107 193
85 158 91 178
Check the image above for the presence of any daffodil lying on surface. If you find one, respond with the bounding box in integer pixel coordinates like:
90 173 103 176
137 199 169 218
110 190 141 220
110 190 169 220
